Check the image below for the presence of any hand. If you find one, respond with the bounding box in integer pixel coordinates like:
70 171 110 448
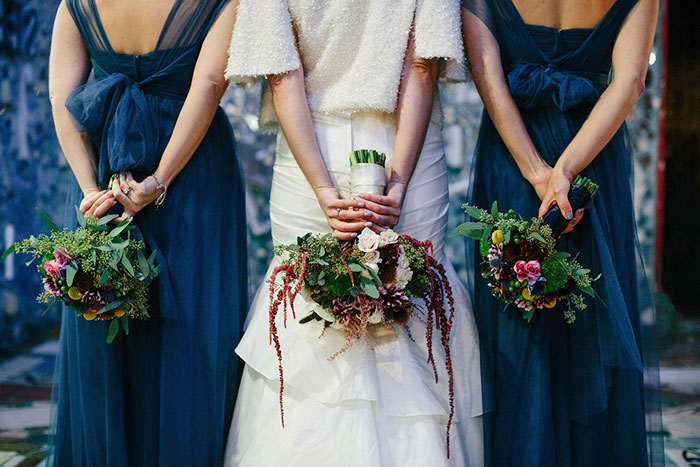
314 186 369 241
536 166 585 235
356 180 406 232
80 189 117 219
111 172 161 221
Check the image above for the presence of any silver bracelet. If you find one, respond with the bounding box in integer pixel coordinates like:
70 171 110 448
151 174 168 207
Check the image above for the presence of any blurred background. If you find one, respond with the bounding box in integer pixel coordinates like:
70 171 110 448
0 1 698 466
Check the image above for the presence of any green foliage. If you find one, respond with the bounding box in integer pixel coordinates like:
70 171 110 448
541 257 569 293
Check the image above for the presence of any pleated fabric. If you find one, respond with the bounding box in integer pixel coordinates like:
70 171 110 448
47 1 248 466
462 0 664 465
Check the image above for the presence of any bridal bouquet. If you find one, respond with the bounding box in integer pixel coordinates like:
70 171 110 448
2 207 158 343
452 176 600 323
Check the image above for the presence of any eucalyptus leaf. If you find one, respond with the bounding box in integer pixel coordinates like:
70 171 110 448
36 207 59 232
106 320 120 344
97 245 115 252
74 206 87 228
449 222 486 240
121 255 135 276
365 265 381 285
137 250 149 277
579 285 595 297
98 300 123 313
464 206 483 219
25 257 36 267
491 201 499 220
503 228 512 244
318 246 326 257
99 269 110 286
360 278 380 299
97 214 119 225
523 310 534 323
66 263 78 287
120 315 130 335
531 232 546 244
110 224 128 238
349 263 363 273
91 250 97 266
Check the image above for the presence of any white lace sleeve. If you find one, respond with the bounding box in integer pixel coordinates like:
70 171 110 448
225 0 301 86
414 0 467 82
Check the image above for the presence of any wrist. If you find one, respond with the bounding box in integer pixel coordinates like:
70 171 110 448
553 161 576 182
82 184 101 196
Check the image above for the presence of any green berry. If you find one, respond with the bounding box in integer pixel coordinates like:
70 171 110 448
514 238 521 245
508 287 514 292
526 300 532 307
61 286 68 293
515 281 521 288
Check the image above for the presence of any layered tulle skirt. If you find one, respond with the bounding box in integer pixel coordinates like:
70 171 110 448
225 113 484 466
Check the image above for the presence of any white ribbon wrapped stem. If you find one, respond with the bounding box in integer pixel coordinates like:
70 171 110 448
349 163 386 198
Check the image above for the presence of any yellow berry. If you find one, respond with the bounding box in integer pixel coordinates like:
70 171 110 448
491 230 505 245
544 298 557 309
522 289 535 301
83 311 97 321
114 309 126 318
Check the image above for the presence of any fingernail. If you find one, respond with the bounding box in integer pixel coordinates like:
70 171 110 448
357 202 365 208
365 222 372 228
364 212 371 217
565 211 573 220
351 233 358 238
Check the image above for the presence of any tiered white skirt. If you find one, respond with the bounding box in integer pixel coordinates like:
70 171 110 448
225 113 484 466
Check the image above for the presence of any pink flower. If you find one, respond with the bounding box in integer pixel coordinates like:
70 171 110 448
53 249 72 266
44 259 61 277
513 260 529 282
525 260 541 279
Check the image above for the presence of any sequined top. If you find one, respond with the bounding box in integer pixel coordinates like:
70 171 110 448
225 0 466 130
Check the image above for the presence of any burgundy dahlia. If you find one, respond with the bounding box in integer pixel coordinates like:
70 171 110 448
43 276 61 295
81 289 105 309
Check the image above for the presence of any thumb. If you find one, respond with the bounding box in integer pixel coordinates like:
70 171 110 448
556 194 573 221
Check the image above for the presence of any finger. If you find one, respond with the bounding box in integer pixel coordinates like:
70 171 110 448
112 187 137 213
327 198 364 210
362 211 398 227
80 191 103 213
87 191 115 216
357 192 400 208
333 230 359 241
556 194 573 221
337 209 371 221
356 198 400 216
91 198 118 219
329 219 371 232
370 224 388 234
538 197 555 218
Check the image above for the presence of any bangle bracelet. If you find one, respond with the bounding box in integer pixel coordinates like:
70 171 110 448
151 175 168 207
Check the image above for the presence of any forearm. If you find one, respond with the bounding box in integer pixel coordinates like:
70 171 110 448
51 102 99 195
555 78 644 178
152 79 225 186
463 9 550 185
270 67 334 191
390 45 437 187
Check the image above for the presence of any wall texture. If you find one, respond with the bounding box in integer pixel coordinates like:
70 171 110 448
0 1 662 352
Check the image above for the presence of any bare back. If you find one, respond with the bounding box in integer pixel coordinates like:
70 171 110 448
92 0 177 55
511 0 617 30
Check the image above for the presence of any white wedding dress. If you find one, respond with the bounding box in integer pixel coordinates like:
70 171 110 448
224 1 483 465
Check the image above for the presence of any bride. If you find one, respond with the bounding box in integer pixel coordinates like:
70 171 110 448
224 0 483 465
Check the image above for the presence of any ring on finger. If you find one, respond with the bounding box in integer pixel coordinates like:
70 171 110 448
336 207 342 217
123 186 132 195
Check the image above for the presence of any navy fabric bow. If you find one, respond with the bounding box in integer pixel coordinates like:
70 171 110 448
66 73 161 177
508 62 606 112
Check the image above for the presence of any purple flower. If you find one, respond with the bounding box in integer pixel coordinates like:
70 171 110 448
528 276 547 296
43 277 61 295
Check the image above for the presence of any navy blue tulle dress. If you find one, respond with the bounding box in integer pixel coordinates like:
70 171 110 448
48 1 247 465
463 0 663 465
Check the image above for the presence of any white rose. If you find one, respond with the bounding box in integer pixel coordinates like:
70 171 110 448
379 230 399 247
394 265 414 290
368 311 383 324
357 227 380 252
397 247 410 269
364 250 382 265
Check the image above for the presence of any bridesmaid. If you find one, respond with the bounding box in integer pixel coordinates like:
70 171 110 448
47 0 246 465
461 0 660 465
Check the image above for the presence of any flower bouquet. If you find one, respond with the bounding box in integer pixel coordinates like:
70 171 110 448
452 176 601 323
270 227 456 452
2 207 158 343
